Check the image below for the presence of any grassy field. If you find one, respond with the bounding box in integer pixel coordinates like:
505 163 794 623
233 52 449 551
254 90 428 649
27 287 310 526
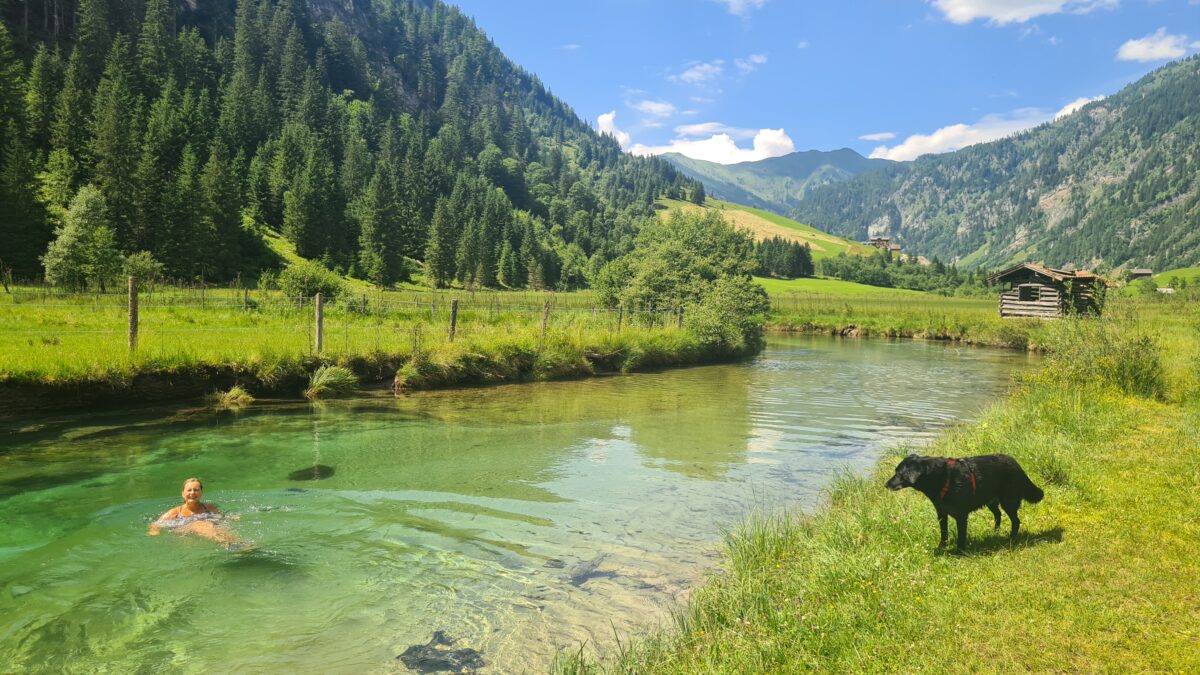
556 297 1200 673
657 198 875 259
0 284 711 415
756 276 928 297
1154 266 1200 285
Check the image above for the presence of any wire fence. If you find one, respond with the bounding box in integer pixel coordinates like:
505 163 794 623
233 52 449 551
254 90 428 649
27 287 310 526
0 281 685 374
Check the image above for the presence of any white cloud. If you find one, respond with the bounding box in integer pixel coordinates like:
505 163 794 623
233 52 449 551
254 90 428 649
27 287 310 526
735 53 768 75
676 122 758 139
632 100 677 117
797 40 809 49
859 132 897 141
1116 28 1191 62
559 44 581 51
630 128 795 164
690 96 716 104
932 0 1117 25
870 104 1091 161
1054 95 1103 119
671 60 724 85
597 111 631 149
714 0 767 16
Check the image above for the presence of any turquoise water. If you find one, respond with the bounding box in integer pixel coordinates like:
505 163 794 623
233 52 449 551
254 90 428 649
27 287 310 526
0 336 1033 672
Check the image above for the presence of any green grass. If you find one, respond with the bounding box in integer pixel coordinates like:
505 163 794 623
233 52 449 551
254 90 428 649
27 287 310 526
656 198 873 260
755 276 928 297
556 299 1200 673
1153 266 1200 285
0 284 733 413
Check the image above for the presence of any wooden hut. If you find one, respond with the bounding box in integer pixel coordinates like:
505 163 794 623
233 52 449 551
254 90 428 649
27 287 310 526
989 263 1102 318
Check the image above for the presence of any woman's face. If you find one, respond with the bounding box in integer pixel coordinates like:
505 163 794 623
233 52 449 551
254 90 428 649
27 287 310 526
182 480 203 505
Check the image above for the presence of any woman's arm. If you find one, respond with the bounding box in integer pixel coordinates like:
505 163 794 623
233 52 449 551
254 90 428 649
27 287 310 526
148 507 180 535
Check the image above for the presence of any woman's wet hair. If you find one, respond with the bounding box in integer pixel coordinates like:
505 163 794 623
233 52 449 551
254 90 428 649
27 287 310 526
182 477 204 489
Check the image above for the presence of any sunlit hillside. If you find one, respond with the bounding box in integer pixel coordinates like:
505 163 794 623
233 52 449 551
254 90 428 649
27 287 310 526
658 199 875 260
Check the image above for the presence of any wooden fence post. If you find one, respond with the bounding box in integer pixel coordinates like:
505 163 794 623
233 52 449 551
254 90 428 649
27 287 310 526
128 276 138 353
448 299 459 342
315 293 324 354
677 306 684 329
540 300 551 344
243 287 249 309
617 304 624 333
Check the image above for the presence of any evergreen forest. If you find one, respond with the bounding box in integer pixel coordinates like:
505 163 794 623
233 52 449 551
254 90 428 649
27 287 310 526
0 0 703 290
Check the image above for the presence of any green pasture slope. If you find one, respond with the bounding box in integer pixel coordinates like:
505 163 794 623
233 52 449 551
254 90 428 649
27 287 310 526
558 295 1200 674
755 276 927 297
658 198 875 260
1154 267 1200 286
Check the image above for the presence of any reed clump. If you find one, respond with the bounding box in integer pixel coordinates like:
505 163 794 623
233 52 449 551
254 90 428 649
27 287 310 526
207 385 255 409
303 365 358 400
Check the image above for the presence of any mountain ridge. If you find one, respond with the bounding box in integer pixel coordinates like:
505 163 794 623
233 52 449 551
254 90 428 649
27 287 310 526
662 148 892 215
790 55 1200 271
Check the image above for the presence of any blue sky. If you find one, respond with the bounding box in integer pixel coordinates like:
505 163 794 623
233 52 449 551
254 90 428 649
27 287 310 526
450 0 1200 164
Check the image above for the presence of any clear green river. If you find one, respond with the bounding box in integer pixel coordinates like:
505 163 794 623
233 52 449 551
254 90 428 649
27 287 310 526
0 335 1033 673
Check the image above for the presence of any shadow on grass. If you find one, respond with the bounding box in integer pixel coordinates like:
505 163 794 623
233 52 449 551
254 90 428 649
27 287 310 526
938 526 1065 557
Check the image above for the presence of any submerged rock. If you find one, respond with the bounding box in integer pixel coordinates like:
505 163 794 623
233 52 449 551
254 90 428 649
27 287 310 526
566 554 608 586
398 631 484 673
286 464 335 481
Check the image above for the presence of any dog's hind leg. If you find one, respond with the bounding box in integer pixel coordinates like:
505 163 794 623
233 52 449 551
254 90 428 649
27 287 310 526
988 502 1002 530
1001 499 1021 541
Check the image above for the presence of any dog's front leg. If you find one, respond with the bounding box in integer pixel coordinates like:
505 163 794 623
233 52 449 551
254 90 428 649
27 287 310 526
954 513 970 550
936 508 949 548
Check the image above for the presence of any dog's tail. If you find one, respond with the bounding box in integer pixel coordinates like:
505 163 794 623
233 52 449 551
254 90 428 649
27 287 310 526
1022 471 1044 504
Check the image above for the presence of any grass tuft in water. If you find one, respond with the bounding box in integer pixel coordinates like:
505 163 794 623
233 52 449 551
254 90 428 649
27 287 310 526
303 365 358 400
207 385 255 409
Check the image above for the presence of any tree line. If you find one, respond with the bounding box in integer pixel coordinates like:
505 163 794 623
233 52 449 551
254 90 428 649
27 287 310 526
0 0 701 291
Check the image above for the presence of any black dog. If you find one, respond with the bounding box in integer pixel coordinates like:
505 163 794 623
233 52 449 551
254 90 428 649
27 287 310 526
886 453 1044 550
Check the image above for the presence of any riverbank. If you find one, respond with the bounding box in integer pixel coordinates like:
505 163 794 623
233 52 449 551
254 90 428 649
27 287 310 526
557 310 1200 672
0 323 742 419
767 291 1049 349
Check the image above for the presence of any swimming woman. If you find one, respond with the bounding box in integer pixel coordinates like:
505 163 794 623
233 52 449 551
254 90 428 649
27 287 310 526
149 477 240 545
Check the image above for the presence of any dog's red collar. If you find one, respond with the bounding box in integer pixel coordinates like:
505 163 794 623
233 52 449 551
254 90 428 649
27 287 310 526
939 459 977 501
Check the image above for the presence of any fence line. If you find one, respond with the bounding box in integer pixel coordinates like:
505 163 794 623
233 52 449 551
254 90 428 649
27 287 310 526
1 278 682 357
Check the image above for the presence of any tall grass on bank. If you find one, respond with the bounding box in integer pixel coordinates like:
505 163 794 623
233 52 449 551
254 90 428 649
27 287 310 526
557 312 1200 673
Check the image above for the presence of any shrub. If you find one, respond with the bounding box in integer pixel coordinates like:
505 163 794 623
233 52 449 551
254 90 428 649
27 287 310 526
304 365 358 400
257 269 280 291
685 275 771 353
1037 318 1165 399
278 260 344 300
123 252 166 289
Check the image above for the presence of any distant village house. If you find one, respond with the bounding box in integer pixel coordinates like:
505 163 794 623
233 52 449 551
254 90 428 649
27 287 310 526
988 263 1103 319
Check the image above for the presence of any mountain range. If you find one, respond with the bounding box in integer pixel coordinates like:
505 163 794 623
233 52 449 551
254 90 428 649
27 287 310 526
662 149 891 216
790 55 1200 271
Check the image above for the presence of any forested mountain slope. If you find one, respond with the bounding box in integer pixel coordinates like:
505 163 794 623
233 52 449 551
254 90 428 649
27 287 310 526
663 149 891 215
0 0 701 288
791 56 1200 271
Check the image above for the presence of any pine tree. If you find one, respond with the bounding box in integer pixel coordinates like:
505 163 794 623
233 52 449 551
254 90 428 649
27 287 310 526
201 143 245 278
89 36 142 249
136 0 174 98
0 122 50 279
0 23 25 161
23 44 63 155
424 198 456 288
134 78 182 252
170 145 213 280
75 0 112 86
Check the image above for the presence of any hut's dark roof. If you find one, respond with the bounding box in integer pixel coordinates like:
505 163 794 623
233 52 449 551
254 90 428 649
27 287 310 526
988 262 1098 285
